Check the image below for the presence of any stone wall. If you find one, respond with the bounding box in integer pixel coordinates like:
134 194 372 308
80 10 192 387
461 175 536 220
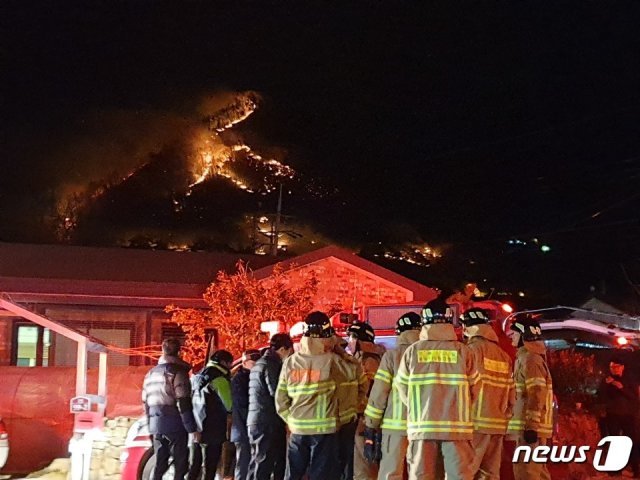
90 416 137 480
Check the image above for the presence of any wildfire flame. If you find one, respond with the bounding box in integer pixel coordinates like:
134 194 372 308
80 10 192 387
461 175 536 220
54 91 300 241
188 92 295 195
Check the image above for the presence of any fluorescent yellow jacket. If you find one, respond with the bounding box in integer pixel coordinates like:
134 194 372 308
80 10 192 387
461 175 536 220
364 329 420 435
465 324 515 434
275 336 342 435
396 324 479 441
507 341 554 439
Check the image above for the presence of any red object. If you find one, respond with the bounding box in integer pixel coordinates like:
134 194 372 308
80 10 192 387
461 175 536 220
0 366 147 474
616 336 629 346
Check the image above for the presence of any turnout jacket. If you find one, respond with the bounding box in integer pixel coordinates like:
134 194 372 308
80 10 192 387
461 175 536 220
276 336 346 435
396 324 479 441
333 338 368 426
142 354 197 435
465 324 515 434
353 341 385 410
364 329 420 434
507 341 553 439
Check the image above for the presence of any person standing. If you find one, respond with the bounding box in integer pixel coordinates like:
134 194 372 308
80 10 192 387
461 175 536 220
142 337 199 480
597 356 640 477
333 334 368 480
364 312 421 480
231 349 261 480
188 349 233 480
275 311 343 480
247 333 294 480
506 315 553 480
347 321 385 480
460 308 515 480
396 298 479 480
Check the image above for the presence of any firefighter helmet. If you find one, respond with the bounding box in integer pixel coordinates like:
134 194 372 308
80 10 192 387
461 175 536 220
395 312 422 335
303 311 335 338
460 308 491 327
510 314 543 341
347 321 376 343
421 298 454 325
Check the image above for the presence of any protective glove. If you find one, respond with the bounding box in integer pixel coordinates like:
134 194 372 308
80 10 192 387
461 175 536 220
523 429 538 444
363 427 382 464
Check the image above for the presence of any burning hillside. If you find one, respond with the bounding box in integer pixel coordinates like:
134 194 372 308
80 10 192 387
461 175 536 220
54 91 298 241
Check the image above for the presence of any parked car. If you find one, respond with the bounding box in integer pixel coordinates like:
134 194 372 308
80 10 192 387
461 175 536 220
0 417 9 470
502 306 640 352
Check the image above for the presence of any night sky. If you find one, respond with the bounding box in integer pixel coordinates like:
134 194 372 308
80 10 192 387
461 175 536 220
2 2 640 307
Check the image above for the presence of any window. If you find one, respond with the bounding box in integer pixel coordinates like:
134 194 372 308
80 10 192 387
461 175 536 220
14 324 51 366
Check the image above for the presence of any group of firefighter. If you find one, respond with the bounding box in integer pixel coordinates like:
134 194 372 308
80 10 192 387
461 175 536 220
143 296 554 480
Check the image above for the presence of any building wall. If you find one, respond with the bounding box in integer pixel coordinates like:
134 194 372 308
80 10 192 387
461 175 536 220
277 257 412 312
0 317 14 365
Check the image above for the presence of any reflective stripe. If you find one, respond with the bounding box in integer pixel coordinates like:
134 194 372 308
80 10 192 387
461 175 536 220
339 407 357 422
287 381 335 396
525 377 547 388
381 418 407 430
364 404 384 419
375 369 393 383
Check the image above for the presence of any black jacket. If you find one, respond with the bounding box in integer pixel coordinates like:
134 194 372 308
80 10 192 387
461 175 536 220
192 361 232 444
247 348 284 427
142 355 197 435
598 374 639 417
230 367 251 443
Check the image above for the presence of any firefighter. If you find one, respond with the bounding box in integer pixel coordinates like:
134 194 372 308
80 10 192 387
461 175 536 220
275 311 344 480
363 311 422 480
506 314 553 480
396 298 479 480
333 334 369 480
347 321 385 480
460 308 515 480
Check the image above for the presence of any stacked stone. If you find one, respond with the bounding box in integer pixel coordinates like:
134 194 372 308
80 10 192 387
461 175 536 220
89 416 137 480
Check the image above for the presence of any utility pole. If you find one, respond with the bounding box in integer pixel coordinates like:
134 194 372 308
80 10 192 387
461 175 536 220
270 184 283 256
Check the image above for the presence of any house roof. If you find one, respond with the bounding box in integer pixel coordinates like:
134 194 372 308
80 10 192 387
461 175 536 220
0 243 436 307
253 245 437 302
0 242 276 307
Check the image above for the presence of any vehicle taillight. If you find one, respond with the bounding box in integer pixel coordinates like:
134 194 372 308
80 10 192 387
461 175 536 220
0 419 7 440
616 336 629 346
501 303 513 314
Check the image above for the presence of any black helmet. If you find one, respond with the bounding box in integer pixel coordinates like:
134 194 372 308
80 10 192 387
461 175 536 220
303 311 335 338
460 308 490 327
347 321 376 343
421 298 454 325
395 312 422 335
510 314 543 341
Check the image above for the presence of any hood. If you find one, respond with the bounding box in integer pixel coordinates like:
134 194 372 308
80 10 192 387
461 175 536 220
397 329 421 347
521 340 547 356
359 340 386 356
465 324 499 343
158 354 191 370
419 324 458 341
300 336 331 355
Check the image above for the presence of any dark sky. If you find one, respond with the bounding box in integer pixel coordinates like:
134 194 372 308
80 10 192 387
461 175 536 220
2 2 640 303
